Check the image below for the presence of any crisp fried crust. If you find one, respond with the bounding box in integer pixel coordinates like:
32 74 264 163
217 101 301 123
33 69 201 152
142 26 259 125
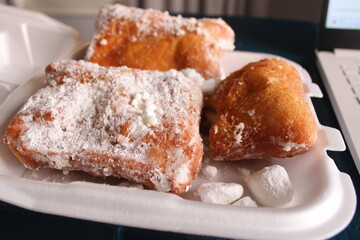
85 4 235 80
3 60 204 194
207 59 317 161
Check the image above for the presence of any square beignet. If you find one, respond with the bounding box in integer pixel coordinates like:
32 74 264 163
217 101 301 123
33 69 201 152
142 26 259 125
207 59 317 161
85 4 235 80
3 60 204 194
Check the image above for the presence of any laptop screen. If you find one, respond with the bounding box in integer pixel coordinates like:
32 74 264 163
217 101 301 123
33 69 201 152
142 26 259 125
325 0 360 30
317 0 360 50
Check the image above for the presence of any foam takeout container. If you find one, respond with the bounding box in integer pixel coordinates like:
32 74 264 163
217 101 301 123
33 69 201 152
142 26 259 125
0 5 356 240
0 4 80 105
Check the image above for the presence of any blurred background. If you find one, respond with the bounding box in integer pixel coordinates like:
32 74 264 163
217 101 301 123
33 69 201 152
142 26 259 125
0 0 324 41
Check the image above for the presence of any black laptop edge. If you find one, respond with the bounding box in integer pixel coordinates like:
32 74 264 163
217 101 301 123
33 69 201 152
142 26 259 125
317 0 360 51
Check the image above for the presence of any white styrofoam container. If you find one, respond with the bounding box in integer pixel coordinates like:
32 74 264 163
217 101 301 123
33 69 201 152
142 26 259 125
0 4 81 105
0 5 356 240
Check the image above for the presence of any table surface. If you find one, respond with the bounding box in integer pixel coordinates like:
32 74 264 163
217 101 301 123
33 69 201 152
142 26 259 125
1 15 359 240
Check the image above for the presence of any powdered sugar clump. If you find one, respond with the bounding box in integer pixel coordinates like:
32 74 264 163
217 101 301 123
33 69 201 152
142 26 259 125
270 136 307 153
232 196 258 207
197 182 243 204
99 39 108 45
280 141 306 152
234 122 245 144
245 165 293 207
202 165 218 178
237 167 251 177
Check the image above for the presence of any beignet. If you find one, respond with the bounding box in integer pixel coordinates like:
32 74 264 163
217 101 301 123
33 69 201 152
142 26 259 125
207 59 317 161
3 60 204 194
85 4 235 80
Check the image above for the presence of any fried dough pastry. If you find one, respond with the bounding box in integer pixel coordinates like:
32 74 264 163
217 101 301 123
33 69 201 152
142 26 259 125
3 60 204 194
207 59 317 161
85 4 235 80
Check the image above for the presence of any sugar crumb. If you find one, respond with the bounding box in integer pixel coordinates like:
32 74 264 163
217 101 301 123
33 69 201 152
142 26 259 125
202 165 217 178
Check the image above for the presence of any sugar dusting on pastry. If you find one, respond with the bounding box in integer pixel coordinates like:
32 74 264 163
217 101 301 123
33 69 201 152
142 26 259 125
86 4 235 59
92 4 234 49
85 4 235 80
4 60 204 193
207 58 317 161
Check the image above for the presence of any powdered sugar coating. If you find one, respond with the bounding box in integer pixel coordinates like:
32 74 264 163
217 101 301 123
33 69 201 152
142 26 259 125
9 60 204 193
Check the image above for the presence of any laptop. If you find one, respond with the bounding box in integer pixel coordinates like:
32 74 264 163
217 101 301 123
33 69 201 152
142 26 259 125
316 0 360 173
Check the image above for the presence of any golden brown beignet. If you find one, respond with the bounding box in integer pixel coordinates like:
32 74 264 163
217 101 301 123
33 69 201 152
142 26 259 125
207 59 317 161
3 60 204 194
85 4 235 80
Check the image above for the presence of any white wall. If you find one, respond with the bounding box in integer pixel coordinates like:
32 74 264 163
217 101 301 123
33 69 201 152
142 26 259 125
5 0 324 23
1 0 324 42
120 0 324 23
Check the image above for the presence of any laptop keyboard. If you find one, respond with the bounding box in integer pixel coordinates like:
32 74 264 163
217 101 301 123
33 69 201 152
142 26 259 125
338 59 360 103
